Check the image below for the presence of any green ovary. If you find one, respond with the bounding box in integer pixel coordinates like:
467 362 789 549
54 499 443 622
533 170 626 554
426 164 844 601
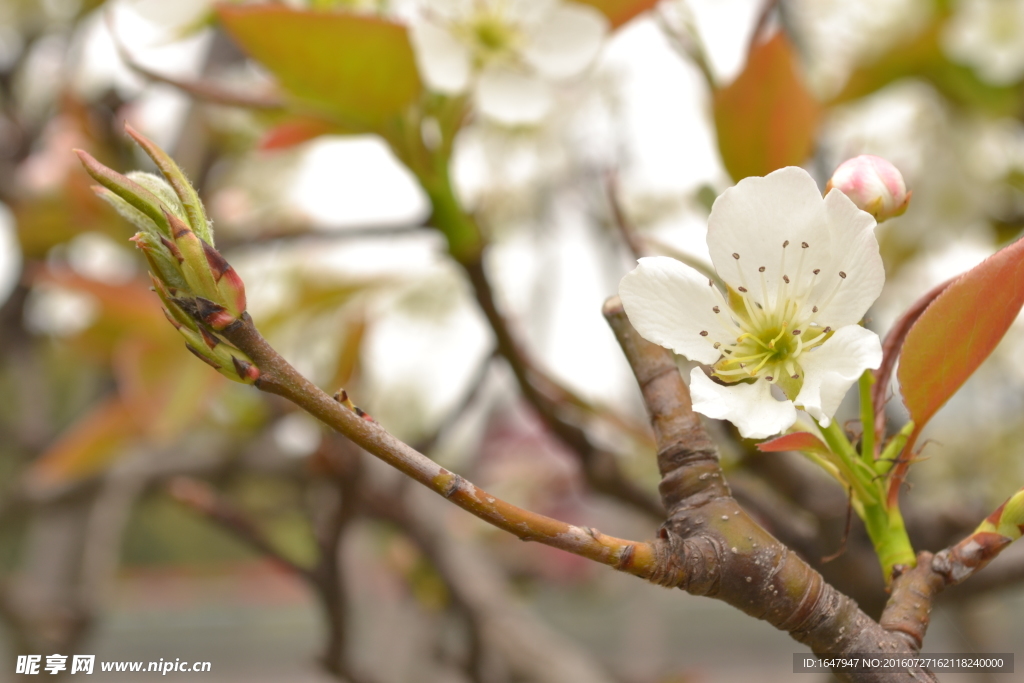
712 312 829 400
460 12 520 63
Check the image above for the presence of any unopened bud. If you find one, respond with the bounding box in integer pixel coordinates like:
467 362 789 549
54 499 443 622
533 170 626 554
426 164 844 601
826 155 910 223
179 323 261 385
75 126 247 335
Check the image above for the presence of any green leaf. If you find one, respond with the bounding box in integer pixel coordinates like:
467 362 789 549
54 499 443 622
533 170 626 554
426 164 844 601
712 33 821 182
216 5 422 130
898 236 1024 438
574 0 659 28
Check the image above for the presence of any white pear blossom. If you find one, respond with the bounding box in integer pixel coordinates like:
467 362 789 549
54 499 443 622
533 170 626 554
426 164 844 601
407 0 609 125
942 0 1024 85
619 167 884 439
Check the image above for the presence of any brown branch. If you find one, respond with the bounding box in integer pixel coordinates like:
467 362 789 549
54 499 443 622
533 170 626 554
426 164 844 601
460 256 664 521
605 171 646 260
881 486 1024 649
359 469 620 683
219 313 659 577
749 0 780 52
312 437 379 683
167 477 315 580
944 543 1024 599
602 296 937 682
216 293 944 681
105 11 286 111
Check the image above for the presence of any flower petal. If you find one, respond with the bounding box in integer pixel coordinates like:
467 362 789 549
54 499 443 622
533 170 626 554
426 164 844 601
409 20 472 94
521 4 609 80
619 256 733 365
707 167 830 310
506 0 558 25
690 368 798 439
811 189 884 328
475 66 552 124
795 324 882 427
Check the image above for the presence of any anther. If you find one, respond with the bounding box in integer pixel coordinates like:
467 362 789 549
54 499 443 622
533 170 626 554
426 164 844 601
791 374 799 379
801 242 809 248
783 275 790 284
713 306 720 313
732 253 740 259
765 376 774 381
812 306 818 312
713 342 721 349
738 286 747 292
783 240 789 247
700 330 708 337
758 266 765 272
813 269 820 275
792 329 801 335
839 271 847 279
824 327 832 333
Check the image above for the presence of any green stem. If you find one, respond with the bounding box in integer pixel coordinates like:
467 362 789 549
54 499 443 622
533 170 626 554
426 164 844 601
861 501 916 582
818 419 915 582
423 167 481 263
858 370 875 464
818 420 874 504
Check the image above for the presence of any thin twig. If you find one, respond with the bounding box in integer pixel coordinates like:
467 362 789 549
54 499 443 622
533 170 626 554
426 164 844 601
105 11 286 111
460 257 664 520
219 313 659 576
605 170 645 261
167 477 316 581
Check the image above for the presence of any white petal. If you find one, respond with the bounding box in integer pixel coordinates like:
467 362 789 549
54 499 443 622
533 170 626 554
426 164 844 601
409 21 472 94
690 368 798 439
707 167 830 310
475 66 552 124
506 0 558 25
522 4 609 80
811 189 885 328
795 324 882 427
619 256 733 365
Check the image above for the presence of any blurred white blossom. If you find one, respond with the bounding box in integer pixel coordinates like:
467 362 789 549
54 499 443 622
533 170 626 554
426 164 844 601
788 0 931 96
943 0 1024 85
408 0 608 125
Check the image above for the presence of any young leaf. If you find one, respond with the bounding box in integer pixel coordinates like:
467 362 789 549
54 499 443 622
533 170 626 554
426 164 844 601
757 432 830 454
712 33 821 181
217 6 422 130
26 397 138 494
574 0 659 28
898 236 1024 440
259 116 342 151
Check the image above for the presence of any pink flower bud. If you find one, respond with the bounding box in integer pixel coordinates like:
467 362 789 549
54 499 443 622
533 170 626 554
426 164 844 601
826 155 910 223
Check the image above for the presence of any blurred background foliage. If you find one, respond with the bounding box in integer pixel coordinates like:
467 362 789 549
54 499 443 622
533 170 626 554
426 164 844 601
1 0 1024 681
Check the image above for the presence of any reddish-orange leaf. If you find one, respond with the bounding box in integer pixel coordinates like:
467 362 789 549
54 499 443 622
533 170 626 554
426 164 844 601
574 0 659 28
757 432 829 453
713 33 821 181
898 236 1024 437
259 116 340 151
217 5 421 129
